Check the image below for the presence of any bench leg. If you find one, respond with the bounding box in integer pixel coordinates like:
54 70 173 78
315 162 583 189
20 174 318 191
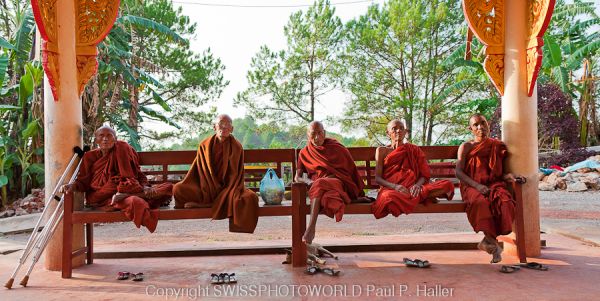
291 183 307 267
85 223 93 264
513 183 527 263
62 193 73 278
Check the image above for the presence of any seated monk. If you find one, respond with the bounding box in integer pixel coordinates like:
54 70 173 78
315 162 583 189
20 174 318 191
61 126 173 233
172 114 259 233
456 114 526 263
294 121 367 244
372 119 455 219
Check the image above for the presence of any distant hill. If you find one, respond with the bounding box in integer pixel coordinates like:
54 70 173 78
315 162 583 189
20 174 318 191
166 116 371 150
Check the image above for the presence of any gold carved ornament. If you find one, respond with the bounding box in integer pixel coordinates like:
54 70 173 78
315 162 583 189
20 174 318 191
527 0 555 96
31 0 120 101
462 0 505 95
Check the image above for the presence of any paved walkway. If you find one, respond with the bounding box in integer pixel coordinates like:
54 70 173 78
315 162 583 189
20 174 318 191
0 190 599 300
0 233 599 300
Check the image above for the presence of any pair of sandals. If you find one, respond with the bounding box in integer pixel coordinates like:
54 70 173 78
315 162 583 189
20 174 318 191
117 272 144 281
500 262 549 273
305 266 340 276
403 258 431 268
210 273 237 284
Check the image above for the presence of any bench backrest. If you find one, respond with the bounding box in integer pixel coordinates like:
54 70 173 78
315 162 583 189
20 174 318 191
138 149 297 191
347 146 459 189
138 145 459 191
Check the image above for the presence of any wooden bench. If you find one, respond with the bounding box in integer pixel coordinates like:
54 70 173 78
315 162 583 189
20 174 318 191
61 146 526 278
290 146 527 266
61 149 297 278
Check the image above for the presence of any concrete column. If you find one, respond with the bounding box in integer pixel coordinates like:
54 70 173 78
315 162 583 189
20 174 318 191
502 0 541 257
43 0 85 270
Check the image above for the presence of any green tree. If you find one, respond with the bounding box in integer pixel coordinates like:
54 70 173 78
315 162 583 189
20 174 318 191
341 0 473 145
0 0 44 206
540 0 600 145
236 0 344 124
82 0 228 149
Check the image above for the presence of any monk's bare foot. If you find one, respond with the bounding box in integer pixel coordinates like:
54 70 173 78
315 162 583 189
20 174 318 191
110 192 129 205
303 228 315 245
491 245 503 263
184 202 202 208
477 238 495 254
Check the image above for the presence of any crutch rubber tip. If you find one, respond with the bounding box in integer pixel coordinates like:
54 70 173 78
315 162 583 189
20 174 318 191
4 278 14 289
19 276 28 287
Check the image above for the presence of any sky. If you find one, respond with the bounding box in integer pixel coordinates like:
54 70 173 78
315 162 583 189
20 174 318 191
170 0 385 133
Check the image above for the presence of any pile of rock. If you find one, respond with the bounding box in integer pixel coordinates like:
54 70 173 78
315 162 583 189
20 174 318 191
539 155 600 192
0 188 45 218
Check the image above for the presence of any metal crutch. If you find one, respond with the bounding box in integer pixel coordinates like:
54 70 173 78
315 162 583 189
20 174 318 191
18 150 85 287
4 146 86 289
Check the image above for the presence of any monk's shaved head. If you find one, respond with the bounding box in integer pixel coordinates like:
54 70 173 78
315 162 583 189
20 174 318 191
95 125 116 138
386 119 407 145
307 121 326 146
307 121 324 133
468 113 488 126
213 114 234 141
387 119 406 131
214 114 233 126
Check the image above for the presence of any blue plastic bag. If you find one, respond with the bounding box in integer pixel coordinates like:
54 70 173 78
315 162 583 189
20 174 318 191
259 168 285 205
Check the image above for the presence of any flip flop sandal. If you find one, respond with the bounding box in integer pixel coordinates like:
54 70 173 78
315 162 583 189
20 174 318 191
221 273 231 284
131 272 144 282
305 266 319 275
500 265 520 273
117 271 131 280
520 262 549 271
320 267 340 276
403 258 431 268
228 273 238 284
210 273 223 284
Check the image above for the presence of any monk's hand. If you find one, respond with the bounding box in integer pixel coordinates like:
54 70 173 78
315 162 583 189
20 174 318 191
60 184 74 194
476 184 490 195
144 186 157 198
394 184 409 194
410 184 423 198
504 173 526 184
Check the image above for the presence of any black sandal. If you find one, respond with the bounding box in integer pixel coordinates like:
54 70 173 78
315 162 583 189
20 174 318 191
520 262 548 271
210 273 223 284
305 266 319 275
500 265 520 273
320 267 340 276
403 258 431 268
131 272 144 281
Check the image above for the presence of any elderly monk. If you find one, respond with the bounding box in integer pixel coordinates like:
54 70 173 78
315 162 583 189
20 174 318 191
372 119 455 219
173 114 259 233
62 126 173 233
456 114 526 263
295 121 366 244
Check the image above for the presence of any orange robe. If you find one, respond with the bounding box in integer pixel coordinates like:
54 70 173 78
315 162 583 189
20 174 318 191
297 138 364 222
460 138 515 238
372 143 455 219
173 135 259 233
74 141 173 233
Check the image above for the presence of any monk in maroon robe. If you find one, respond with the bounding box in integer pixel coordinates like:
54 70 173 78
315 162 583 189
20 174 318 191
62 126 172 233
295 121 366 244
173 114 259 233
456 114 526 263
372 120 455 219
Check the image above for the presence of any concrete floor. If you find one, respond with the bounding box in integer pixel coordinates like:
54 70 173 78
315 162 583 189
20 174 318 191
1 233 599 301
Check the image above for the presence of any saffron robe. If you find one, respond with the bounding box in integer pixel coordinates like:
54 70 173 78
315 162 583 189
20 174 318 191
459 138 515 238
297 138 364 222
73 141 173 233
173 135 259 233
372 143 455 219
